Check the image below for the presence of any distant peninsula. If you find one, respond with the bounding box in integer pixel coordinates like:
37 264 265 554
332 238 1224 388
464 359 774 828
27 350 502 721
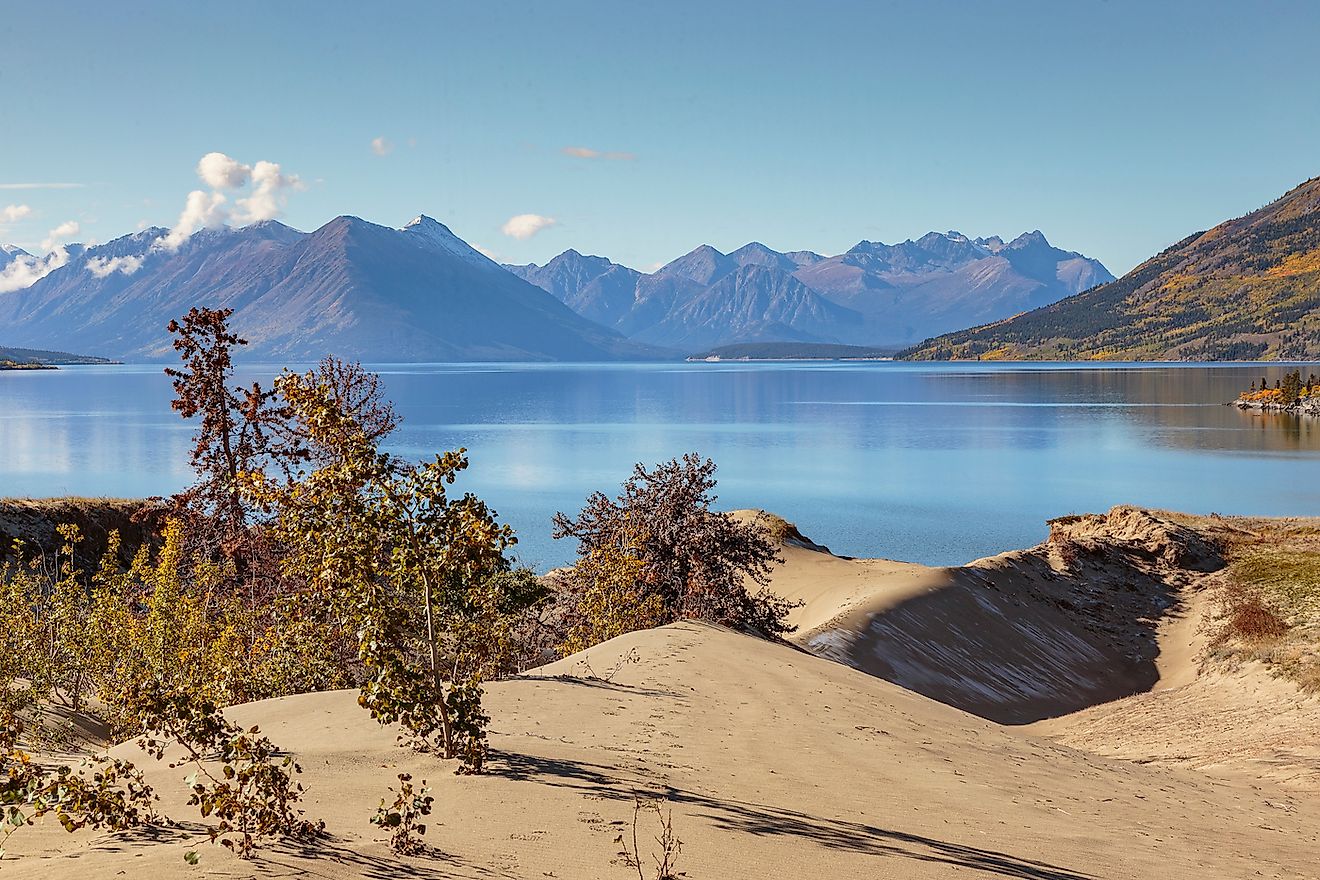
687 342 896 361
0 345 116 369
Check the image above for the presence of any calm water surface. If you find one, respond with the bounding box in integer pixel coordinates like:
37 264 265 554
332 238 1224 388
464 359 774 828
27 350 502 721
2 361 1318 570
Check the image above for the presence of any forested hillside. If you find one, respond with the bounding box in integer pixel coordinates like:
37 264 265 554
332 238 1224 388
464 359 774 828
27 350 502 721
902 177 1320 361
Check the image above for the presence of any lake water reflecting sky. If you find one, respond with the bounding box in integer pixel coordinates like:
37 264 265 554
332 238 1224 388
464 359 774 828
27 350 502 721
2 361 1317 570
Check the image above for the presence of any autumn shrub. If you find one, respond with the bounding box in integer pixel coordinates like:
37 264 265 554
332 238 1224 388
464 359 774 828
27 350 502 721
552 453 792 654
1218 583 1289 643
133 684 322 858
1 711 159 863
558 544 666 656
371 773 434 855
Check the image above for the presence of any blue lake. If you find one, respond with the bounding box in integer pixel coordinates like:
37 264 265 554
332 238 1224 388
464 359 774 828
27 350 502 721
2 361 1318 570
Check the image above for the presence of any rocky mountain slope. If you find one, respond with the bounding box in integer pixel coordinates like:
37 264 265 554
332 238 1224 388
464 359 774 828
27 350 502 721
0 218 661 362
0 243 31 269
902 176 1320 360
510 231 1112 351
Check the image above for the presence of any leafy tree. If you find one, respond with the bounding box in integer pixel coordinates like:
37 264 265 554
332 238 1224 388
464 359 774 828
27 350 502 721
165 307 290 568
252 365 528 772
552 453 791 651
1281 369 1302 405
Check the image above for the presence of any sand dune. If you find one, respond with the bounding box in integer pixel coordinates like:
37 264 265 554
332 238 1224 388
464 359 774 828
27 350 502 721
7 620 1319 879
758 507 1220 723
6 506 1320 877
760 505 1320 793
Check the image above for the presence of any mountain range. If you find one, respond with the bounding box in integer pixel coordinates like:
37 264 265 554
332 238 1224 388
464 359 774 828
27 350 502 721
901 176 1320 361
0 217 660 362
506 231 1113 350
1 218 1113 362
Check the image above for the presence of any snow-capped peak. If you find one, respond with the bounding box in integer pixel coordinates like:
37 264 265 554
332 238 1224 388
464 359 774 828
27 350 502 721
401 215 497 269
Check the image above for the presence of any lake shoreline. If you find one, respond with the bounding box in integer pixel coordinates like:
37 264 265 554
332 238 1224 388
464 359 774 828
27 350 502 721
1233 397 1320 417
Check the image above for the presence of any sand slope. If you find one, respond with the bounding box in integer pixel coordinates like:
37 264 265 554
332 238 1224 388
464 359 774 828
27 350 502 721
760 507 1219 723
6 620 1319 879
7 506 1320 877
762 506 1320 793
1029 569 1320 791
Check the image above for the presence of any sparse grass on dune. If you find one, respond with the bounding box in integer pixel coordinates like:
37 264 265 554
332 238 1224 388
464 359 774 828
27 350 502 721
1206 522 1320 693
1232 547 1320 613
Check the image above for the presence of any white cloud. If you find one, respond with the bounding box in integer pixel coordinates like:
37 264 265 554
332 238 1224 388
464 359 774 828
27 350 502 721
2 204 32 223
158 190 228 251
371 136 394 156
471 243 500 261
561 146 636 161
234 160 303 223
0 248 69 293
501 213 557 240
40 220 79 252
196 151 252 189
156 152 304 250
87 254 145 278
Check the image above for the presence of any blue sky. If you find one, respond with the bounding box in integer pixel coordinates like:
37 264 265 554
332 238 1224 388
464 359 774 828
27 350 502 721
2 0 1318 274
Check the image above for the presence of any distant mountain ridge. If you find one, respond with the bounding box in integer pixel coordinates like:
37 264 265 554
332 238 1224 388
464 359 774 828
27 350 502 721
3 215 1111 363
901 176 1320 361
507 230 1112 350
0 217 662 362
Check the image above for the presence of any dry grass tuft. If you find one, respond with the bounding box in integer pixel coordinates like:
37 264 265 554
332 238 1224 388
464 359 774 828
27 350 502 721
1223 587 1289 641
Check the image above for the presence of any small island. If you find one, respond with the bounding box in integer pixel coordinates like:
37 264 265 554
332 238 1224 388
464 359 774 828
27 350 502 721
1233 368 1320 416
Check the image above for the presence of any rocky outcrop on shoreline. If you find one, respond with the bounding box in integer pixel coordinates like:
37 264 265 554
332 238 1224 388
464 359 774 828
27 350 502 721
1233 395 1320 416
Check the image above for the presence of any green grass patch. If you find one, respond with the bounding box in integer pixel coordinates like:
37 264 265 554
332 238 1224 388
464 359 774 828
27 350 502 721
1230 549 1320 614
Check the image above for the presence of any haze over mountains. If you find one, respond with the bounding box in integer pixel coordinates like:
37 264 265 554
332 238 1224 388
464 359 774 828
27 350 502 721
507 231 1113 350
903 176 1320 361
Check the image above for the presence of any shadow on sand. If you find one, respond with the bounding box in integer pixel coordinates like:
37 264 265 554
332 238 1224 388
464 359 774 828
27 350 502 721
490 750 1096 880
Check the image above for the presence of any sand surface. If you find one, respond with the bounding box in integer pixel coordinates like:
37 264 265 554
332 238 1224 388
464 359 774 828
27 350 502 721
3 619 1315 878
767 507 1320 793
5 507 1319 878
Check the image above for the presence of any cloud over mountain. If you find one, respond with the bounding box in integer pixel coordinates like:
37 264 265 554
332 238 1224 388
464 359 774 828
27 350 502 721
502 213 556 240
158 152 305 251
